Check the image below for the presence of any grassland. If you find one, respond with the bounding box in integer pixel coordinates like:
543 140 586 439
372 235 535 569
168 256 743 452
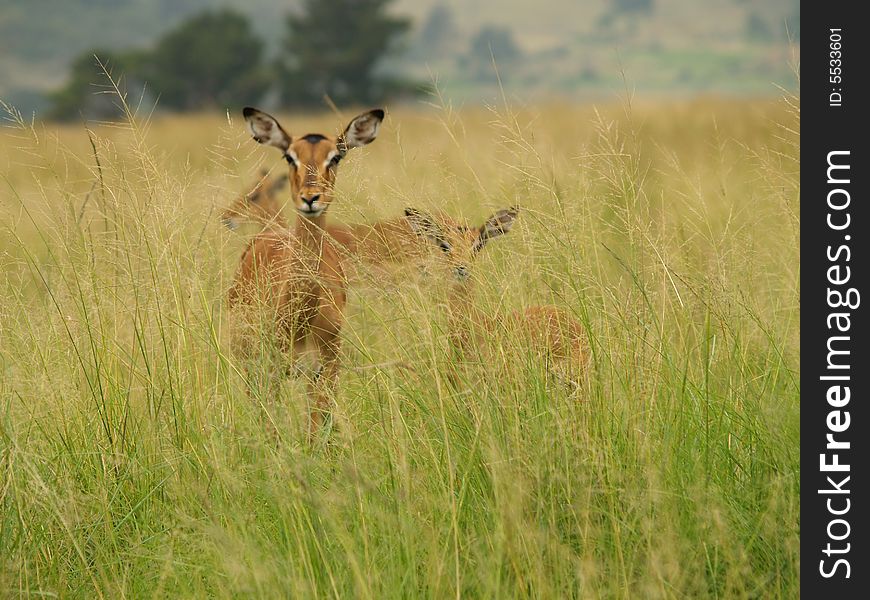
0 93 799 597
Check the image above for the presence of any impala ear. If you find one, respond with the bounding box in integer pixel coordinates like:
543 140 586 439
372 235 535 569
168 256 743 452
247 170 270 201
474 207 519 252
269 173 288 194
243 107 291 152
404 208 450 250
339 109 385 154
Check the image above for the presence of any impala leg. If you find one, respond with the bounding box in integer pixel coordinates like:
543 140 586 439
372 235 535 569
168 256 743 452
444 338 468 391
307 314 342 442
252 335 299 443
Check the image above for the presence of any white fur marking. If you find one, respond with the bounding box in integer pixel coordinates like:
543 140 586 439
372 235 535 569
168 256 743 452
322 150 338 169
246 114 288 149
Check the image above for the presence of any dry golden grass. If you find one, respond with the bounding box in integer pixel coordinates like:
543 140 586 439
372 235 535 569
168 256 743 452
0 94 799 598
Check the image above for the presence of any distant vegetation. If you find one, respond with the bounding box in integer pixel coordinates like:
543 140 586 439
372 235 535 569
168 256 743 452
464 26 522 79
276 0 412 107
48 3 412 120
1 0 800 119
49 10 270 120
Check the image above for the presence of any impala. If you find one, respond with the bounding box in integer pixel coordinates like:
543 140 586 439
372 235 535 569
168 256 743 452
404 207 590 389
221 168 289 231
222 171 449 271
228 106 384 438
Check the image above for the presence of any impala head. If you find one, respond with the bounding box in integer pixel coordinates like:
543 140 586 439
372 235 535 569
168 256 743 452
404 207 519 282
242 107 385 219
221 168 288 230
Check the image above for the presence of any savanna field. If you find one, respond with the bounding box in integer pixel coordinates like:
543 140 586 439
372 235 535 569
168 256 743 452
0 94 799 597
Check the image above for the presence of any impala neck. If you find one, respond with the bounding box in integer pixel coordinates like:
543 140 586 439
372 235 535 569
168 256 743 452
294 213 328 243
447 280 488 350
292 212 331 271
265 209 289 230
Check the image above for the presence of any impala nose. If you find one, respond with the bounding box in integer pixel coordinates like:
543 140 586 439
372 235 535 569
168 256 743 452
300 194 321 207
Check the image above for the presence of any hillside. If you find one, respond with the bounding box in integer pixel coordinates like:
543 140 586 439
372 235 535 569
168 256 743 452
1 0 798 114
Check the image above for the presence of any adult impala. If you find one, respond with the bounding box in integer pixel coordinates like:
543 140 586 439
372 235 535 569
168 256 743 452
222 170 451 271
228 106 384 438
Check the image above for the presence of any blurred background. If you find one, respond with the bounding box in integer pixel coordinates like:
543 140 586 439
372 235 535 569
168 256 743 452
0 0 799 120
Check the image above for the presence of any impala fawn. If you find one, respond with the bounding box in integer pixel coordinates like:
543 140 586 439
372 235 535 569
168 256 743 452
222 171 448 272
404 207 590 390
228 106 384 438
221 168 289 231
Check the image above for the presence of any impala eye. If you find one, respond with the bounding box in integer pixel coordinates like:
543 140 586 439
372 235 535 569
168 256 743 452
284 154 298 168
329 155 341 168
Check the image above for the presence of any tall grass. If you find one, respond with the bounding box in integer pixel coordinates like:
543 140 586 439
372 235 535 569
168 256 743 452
0 92 799 598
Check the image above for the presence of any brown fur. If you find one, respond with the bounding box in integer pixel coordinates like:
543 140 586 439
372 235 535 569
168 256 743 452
230 107 384 439
406 208 591 388
222 172 451 270
221 169 289 231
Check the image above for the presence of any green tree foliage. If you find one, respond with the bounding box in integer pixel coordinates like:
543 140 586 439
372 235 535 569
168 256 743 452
466 25 521 79
598 0 654 31
277 0 412 107
469 26 521 63
144 9 269 111
613 0 654 13
417 3 459 58
47 50 139 120
48 9 268 120
745 12 772 42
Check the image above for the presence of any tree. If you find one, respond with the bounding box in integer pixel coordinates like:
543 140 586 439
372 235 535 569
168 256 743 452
598 0 654 31
612 0 654 13
48 50 144 121
48 9 269 120
145 9 269 111
745 12 772 42
277 0 412 107
466 25 521 78
417 3 459 58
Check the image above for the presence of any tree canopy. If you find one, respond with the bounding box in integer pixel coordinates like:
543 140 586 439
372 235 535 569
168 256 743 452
50 9 268 120
144 9 269 111
466 25 522 79
49 2 413 119
48 50 136 120
277 0 412 106
417 3 459 57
